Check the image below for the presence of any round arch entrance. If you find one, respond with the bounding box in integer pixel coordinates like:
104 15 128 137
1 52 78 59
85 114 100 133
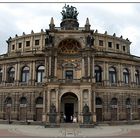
61 92 78 123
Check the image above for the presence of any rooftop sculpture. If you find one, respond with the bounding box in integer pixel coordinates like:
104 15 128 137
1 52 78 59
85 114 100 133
61 4 79 20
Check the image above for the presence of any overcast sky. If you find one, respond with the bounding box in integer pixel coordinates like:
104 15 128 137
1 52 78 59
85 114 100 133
0 3 140 56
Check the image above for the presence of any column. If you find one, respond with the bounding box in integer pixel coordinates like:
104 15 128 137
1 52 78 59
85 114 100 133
133 66 135 83
93 91 96 123
17 62 20 82
105 36 108 51
92 57 95 78
29 63 32 85
103 62 106 81
55 89 58 112
106 63 109 81
31 36 33 51
88 89 91 112
15 62 20 85
80 89 83 123
15 63 18 81
118 63 121 86
2 64 6 82
49 57 51 77
88 57 90 77
47 90 50 123
54 56 57 77
56 89 59 123
82 58 85 77
45 57 48 79
15 39 17 52
120 64 123 83
40 34 43 50
32 61 35 85
130 66 134 86
42 90 46 122
22 38 25 53
106 62 109 86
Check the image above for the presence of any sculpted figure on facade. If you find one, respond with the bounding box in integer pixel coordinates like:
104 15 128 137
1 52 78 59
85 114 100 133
45 30 54 47
83 104 89 114
50 104 56 113
86 35 94 47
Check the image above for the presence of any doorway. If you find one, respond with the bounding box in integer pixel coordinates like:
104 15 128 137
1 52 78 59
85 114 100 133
61 92 78 123
96 108 102 122
65 103 74 122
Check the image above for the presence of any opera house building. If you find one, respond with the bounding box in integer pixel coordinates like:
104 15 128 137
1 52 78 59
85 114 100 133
0 5 140 126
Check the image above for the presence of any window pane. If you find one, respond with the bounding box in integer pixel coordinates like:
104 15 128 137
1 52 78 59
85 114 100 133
108 42 112 48
26 41 30 47
99 40 103 46
65 70 73 79
35 40 39 45
37 72 41 82
21 67 29 82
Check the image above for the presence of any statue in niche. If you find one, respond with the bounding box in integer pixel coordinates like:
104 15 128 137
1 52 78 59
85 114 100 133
83 104 91 124
83 104 89 114
45 30 54 46
49 104 56 123
86 35 94 47
50 104 56 113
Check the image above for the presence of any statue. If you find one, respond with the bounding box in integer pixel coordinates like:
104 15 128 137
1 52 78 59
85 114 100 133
86 35 94 47
6 37 12 46
45 30 54 46
83 104 89 114
49 104 57 123
61 4 79 20
83 104 91 124
50 104 56 113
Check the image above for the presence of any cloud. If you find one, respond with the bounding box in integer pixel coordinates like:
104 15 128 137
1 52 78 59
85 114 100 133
0 3 140 56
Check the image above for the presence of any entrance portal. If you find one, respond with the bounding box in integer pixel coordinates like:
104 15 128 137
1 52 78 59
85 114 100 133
61 92 78 123
65 103 74 122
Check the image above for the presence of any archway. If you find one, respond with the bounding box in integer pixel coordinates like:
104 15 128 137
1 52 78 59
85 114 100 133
4 97 12 121
35 97 43 121
96 97 103 122
19 97 27 121
61 92 78 123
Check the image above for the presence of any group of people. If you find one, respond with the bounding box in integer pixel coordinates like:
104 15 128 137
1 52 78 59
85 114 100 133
63 114 77 123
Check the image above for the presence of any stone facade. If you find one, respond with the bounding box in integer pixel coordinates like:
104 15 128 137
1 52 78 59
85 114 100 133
0 5 140 125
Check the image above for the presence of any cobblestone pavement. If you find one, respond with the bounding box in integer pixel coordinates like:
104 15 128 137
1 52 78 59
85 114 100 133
0 123 140 137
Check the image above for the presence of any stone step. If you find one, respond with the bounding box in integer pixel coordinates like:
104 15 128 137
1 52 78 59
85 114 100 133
60 123 79 128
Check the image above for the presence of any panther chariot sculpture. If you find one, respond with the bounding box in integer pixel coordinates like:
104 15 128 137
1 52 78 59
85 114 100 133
61 4 79 20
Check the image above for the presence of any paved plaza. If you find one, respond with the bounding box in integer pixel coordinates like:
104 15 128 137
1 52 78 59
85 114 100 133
0 123 140 137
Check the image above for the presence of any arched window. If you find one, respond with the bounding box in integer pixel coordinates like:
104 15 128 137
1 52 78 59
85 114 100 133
36 97 43 104
123 68 129 84
20 97 27 104
95 65 102 82
21 66 29 82
135 70 139 85
96 97 102 105
58 39 81 54
0 69 2 83
109 67 117 83
8 67 15 83
125 98 131 105
110 98 117 105
5 97 12 105
37 66 45 83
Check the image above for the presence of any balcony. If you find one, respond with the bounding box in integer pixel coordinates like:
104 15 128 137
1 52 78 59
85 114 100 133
58 79 81 84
